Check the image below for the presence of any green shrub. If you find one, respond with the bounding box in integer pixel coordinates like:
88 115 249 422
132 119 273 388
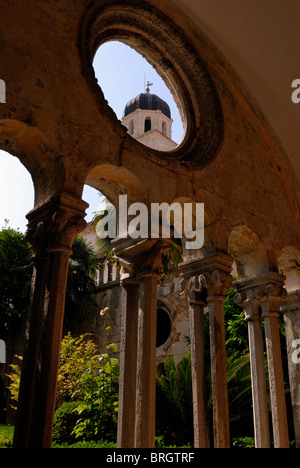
56 333 99 407
0 425 14 448
53 401 84 445
52 439 116 448
232 437 255 448
72 350 119 442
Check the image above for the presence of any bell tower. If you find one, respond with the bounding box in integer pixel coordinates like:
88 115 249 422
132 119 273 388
122 85 177 152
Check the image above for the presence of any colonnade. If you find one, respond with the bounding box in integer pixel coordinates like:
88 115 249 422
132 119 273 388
12 196 298 448
116 246 296 448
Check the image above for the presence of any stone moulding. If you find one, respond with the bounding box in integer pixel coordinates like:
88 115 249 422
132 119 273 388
78 0 224 170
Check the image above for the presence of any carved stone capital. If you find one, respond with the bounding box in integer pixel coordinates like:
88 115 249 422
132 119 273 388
179 252 233 301
25 193 88 256
234 272 287 317
112 236 170 281
180 274 207 304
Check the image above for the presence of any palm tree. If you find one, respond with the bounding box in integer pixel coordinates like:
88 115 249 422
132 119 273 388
156 354 193 446
64 236 103 326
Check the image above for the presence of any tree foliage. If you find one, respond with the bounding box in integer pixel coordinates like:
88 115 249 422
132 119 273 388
56 333 99 408
65 236 103 325
0 228 102 333
224 288 249 357
156 354 193 446
0 226 32 337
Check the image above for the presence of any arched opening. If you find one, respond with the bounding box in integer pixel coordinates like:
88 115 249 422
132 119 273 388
156 306 172 348
0 149 34 233
129 120 134 136
0 149 35 426
144 118 151 133
81 2 224 169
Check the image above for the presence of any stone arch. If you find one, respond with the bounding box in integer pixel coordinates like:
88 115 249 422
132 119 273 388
84 164 145 239
84 164 144 207
278 246 300 292
228 225 269 279
0 119 65 206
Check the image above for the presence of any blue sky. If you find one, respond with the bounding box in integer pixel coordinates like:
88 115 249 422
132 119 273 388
0 41 183 233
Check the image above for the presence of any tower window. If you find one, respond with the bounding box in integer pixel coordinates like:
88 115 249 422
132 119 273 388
129 120 134 135
162 122 166 136
145 118 151 133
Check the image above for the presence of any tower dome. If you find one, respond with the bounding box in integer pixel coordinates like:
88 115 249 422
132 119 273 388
124 92 171 119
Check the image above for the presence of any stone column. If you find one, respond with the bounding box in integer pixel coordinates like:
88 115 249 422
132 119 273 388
206 278 231 448
260 274 289 448
180 252 233 448
135 272 160 448
185 276 209 447
281 290 300 448
234 280 270 448
113 237 168 448
117 268 139 448
13 193 87 448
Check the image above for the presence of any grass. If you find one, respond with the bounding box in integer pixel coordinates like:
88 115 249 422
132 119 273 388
0 425 118 448
0 425 257 448
0 425 14 448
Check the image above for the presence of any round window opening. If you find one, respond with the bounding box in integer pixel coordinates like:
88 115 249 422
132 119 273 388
81 0 223 168
156 307 172 348
93 41 185 152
